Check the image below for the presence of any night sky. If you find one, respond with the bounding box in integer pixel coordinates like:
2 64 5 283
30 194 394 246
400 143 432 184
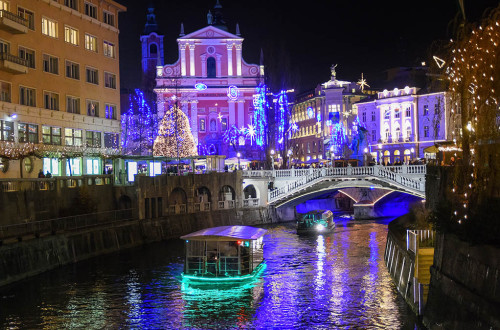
116 0 499 93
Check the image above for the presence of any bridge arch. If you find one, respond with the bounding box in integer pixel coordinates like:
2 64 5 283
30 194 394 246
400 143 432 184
243 184 259 199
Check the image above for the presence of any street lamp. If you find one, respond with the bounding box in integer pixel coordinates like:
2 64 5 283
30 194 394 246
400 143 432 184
410 147 415 164
287 149 292 168
236 152 241 170
270 149 275 175
330 146 334 167
378 143 383 165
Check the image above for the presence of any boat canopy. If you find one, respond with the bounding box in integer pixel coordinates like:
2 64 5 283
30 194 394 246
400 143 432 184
180 225 267 242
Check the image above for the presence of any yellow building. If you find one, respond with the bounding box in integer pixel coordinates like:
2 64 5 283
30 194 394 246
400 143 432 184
0 0 125 178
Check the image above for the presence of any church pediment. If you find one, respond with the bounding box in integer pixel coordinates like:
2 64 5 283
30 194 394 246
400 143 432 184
179 26 242 40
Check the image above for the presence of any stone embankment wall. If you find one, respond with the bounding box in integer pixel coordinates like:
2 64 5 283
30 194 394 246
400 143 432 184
0 207 272 287
423 233 500 330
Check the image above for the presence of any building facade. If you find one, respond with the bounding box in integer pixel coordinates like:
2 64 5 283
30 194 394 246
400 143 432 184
289 68 375 164
354 87 459 164
154 2 264 159
0 0 126 178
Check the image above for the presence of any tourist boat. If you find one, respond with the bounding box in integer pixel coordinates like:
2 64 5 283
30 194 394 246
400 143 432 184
296 210 335 234
180 225 267 284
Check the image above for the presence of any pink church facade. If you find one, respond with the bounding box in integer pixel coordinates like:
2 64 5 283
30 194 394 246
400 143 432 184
154 25 264 158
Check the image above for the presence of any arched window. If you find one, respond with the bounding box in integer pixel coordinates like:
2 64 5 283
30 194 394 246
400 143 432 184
406 126 412 140
383 150 391 165
207 57 216 78
404 149 411 163
395 127 401 140
210 119 216 131
149 43 157 56
394 150 401 163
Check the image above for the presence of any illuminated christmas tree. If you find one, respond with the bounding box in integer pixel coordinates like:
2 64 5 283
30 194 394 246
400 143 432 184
121 89 158 155
153 105 197 158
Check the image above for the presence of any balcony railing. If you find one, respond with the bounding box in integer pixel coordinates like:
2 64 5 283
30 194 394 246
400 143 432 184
0 52 29 74
0 10 28 33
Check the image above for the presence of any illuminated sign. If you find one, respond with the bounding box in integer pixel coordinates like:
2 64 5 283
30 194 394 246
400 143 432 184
195 83 207 91
227 85 238 101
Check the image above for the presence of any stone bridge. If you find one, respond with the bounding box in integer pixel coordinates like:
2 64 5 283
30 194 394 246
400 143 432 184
242 165 426 219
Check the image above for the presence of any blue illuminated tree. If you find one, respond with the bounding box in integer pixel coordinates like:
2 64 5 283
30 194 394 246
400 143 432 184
253 83 268 149
121 89 158 155
223 125 244 154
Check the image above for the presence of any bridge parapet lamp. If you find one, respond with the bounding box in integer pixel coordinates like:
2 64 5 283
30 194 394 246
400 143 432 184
270 149 275 174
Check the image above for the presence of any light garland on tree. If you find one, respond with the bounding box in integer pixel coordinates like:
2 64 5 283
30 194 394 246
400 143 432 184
121 89 158 155
153 104 197 158
252 83 268 148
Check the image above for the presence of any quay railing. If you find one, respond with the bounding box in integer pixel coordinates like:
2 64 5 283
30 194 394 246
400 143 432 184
0 208 134 244
406 229 436 254
0 175 113 193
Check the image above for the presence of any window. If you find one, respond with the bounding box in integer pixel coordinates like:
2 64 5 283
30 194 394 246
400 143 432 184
64 0 78 10
86 67 98 84
199 118 205 132
86 99 99 117
104 132 119 148
43 54 58 74
210 119 216 131
42 125 61 145
64 26 79 45
423 105 429 116
207 57 216 78
371 130 376 142
0 81 11 102
0 120 14 141
19 86 36 106
103 11 115 26
394 109 400 118
105 104 116 119
424 126 429 138
85 34 97 52
395 127 401 140
18 123 38 143
18 7 35 30
406 126 412 139
66 96 80 114
385 128 390 140
41 17 58 38
362 112 366 122
221 117 227 131
371 112 376 121
0 39 9 53
384 109 390 119
434 103 440 115
86 131 101 147
0 1 8 10
18 47 35 68
65 61 79 80
103 41 115 58
64 128 82 146
406 107 411 117
104 72 116 89
84 2 97 19
43 91 59 110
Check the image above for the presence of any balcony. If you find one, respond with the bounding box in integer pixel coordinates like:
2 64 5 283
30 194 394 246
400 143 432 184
0 52 29 74
0 10 28 34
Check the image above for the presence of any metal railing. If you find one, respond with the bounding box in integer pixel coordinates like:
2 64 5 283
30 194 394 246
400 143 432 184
0 208 134 242
0 51 29 67
406 229 435 254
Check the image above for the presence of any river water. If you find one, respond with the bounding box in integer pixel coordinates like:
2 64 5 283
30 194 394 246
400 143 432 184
0 218 423 329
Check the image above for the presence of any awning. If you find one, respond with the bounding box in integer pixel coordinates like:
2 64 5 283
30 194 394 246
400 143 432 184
423 145 439 153
180 225 267 241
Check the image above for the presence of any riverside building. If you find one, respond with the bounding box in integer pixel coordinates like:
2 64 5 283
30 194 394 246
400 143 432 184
0 0 126 178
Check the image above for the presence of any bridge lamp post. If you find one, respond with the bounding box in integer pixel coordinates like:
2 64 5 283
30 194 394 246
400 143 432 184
410 147 415 163
270 149 275 175
237 152 241 170
378 144 383 165
287 149 292 168
364 147 369 165
330 146 334 167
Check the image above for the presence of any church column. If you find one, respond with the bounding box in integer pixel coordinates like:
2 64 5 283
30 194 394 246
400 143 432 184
180 43 187 76
226 43 233 76
191 101 199 145
181 100 188 116
235 43 242 76
189 44 195 77
228 101 236 126
200 54 207 77
216 54 222 77
237 100 245 128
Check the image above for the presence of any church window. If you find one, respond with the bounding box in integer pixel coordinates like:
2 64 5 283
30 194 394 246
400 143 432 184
199 119 206 132
149 43 157 56
210 119 216 131
207 57 216 78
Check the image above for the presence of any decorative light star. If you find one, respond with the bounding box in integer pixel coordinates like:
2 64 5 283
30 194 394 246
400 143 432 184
433 55 446 68
357 73 370 91
246 124 256 145
217 113 223 122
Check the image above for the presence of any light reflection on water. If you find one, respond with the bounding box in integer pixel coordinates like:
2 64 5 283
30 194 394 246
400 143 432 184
0 218 421 329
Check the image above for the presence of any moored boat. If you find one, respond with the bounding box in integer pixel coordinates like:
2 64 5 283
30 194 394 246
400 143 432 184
180 225 267 284
297 210 335 234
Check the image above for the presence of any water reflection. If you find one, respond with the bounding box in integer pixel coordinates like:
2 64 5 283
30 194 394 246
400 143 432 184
0 219 420 329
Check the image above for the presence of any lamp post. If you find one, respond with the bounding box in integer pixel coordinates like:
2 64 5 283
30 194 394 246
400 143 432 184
378 143 383 165
330 146 334 167
363 147 369 166
270 149 275 175
237 152 241 170
410 147 415 164
287 149 292 168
